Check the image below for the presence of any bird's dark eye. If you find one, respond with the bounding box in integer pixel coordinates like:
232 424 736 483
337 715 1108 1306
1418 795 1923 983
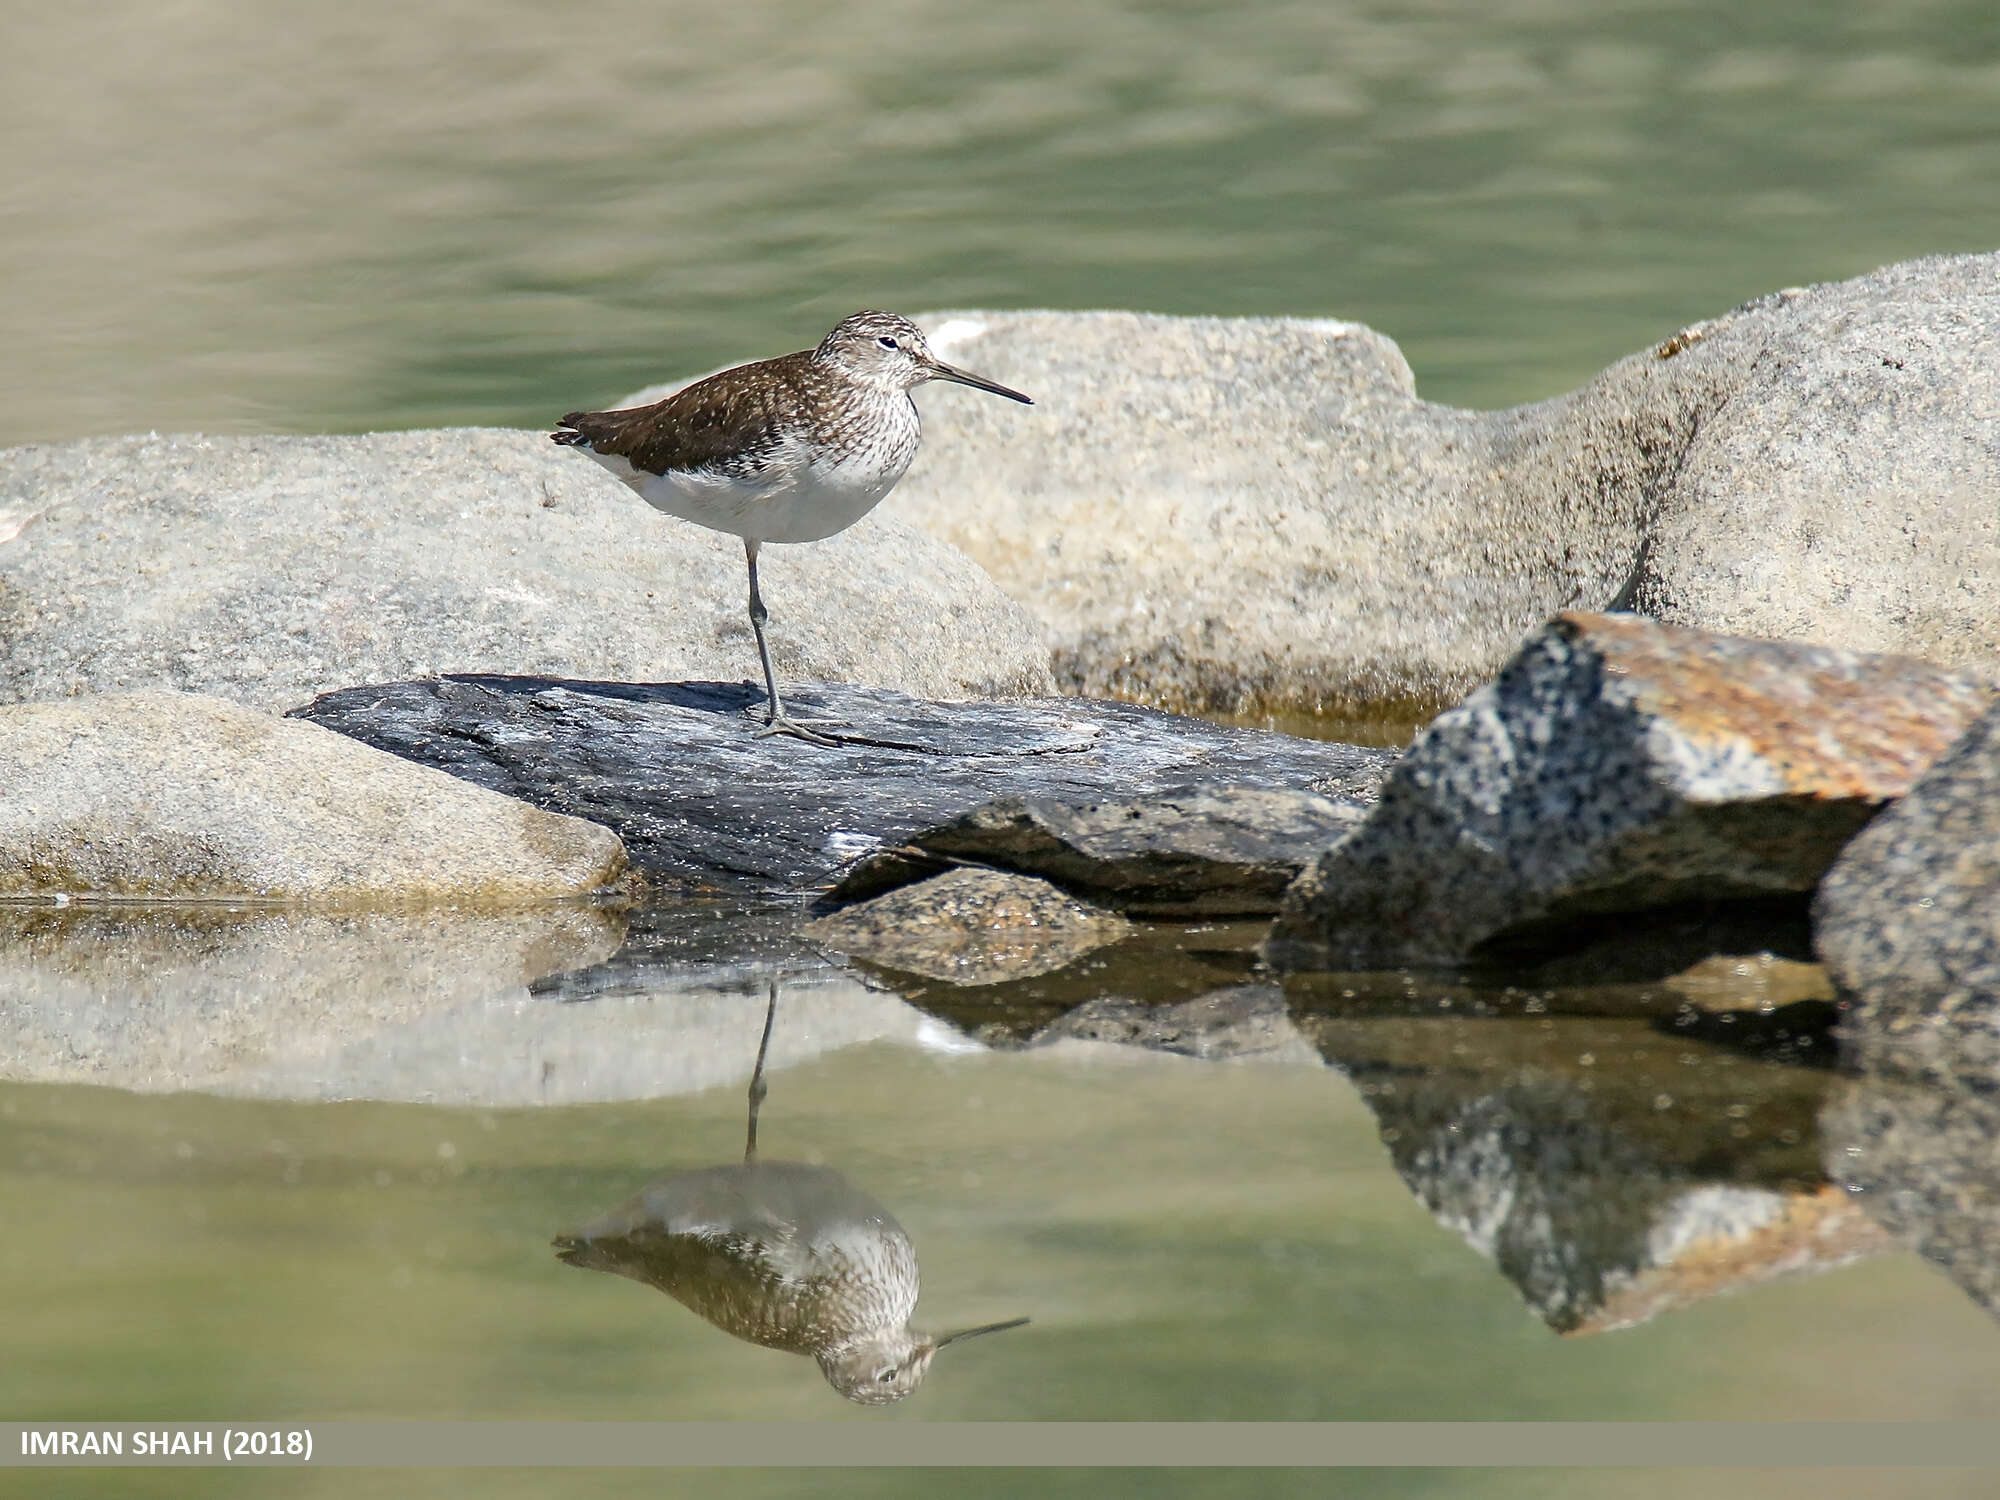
878 1370 895 1383
877 335 899 350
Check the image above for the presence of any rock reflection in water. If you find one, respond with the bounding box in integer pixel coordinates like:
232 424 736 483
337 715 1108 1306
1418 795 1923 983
1823 1068 2000 1324
0 901 626 1096
844 917 1275 1049
1289 964 1889 1334
552 983 1027 1404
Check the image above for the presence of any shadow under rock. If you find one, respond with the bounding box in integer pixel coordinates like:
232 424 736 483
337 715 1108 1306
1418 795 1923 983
1475 897 1819 983
1284 910 1842 1067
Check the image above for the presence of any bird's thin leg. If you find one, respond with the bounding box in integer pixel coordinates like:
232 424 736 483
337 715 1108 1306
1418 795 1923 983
744 540 782 721
745 979 778 1164
742 539 843 746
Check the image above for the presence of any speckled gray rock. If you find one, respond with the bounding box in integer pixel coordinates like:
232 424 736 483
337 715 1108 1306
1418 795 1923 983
1268 613 1992 967
1823 1072 2000 1323
804 868 1132 986
295 675 1395 895
1031 983 1319 1066
0 428 1053 713
640 256 2000 720
1815 698 2000 1088
0 691 630 902
827 786 1369 917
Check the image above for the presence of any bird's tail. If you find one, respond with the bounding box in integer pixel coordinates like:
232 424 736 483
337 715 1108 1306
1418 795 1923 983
550 412 598 448
550 1232 603 1268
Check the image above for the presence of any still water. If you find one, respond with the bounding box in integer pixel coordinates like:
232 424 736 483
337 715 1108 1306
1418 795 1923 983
4 1 2000 448
4 901 2000 1500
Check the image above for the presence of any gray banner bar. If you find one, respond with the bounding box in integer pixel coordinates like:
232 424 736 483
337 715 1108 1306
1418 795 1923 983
5 1423 2000 1468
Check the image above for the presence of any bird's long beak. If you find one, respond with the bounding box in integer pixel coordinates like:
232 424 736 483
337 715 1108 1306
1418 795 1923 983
933 1316 1031 1350
924 358 1034 405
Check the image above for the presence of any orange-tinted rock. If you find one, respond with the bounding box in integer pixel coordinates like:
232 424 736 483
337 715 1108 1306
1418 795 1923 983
1564 1184 1891 1336
1269 613 1991 967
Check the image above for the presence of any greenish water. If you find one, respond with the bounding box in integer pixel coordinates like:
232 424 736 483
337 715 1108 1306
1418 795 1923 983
6 899 2000 1499
4 1 1998 448
4 1043 1996 1418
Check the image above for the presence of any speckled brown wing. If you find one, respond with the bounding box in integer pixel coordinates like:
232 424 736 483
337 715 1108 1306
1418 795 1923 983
551 1162 912 1357
552 350 820 480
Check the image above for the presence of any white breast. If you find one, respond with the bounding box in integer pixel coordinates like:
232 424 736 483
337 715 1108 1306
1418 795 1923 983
578 425 918 545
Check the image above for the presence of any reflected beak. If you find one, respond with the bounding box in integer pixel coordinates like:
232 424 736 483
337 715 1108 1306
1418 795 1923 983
924 358 1034 405
934 1316 1031 1350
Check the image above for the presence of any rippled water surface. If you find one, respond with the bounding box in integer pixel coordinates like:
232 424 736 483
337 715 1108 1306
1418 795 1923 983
5 1 1999 447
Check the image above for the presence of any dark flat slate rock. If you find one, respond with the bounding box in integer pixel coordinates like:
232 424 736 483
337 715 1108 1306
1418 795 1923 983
291 676 1396 896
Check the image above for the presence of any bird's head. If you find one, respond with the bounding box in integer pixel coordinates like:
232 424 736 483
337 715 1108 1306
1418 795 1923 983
818 1329 937 1406
816 1316 1030 1406
815 311 1033 405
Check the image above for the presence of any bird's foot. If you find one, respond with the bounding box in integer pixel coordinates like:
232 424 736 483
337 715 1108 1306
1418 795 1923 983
749 708 847 748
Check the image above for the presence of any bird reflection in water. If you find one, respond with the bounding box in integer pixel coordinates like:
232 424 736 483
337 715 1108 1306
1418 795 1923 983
552 981 1028 1403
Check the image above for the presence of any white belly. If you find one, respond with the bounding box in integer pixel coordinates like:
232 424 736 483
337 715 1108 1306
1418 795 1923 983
578 440 910 544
